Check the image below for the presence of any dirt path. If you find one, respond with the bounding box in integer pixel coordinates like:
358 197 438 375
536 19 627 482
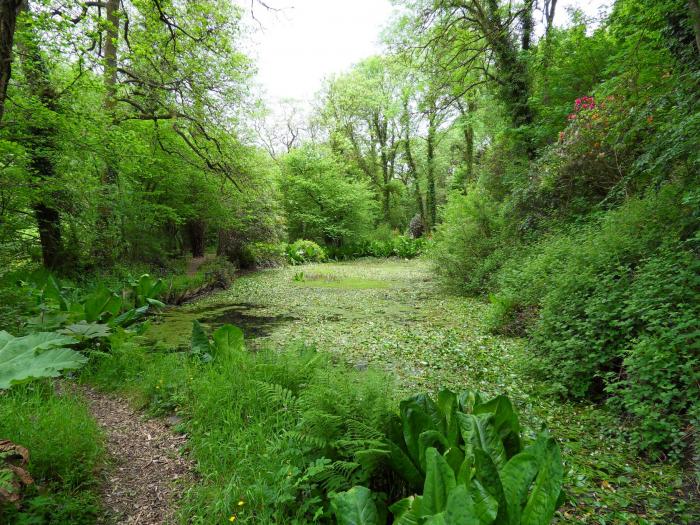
81 387 194 525
186 253 214 276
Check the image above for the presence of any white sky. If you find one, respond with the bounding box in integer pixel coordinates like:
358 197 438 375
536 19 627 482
242 0 611 111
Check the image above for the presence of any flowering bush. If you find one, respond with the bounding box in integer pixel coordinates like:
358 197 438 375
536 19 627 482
534 94 649 213
286 240 327 264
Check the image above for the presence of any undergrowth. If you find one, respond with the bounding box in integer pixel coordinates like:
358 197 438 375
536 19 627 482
85 336 398 523
0 383 104 524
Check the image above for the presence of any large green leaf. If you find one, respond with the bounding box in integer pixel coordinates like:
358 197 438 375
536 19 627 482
133 274 164 307
386 438 424 491
473 449 508 524
83 286 122 323
212 324 244 354
474 396 521 458
0 331 86 389
110 305 149 328
499 452 539 525
437 389 460 445
443 484 479 525
457 390 484 414
60 321 111 340
419 429 451 469
400 397 439 465
330 486 382 525
423 447 456 515
470 479 499 524
521 438 563 525
458 413 507 470
43 275 69 311
390 496 423 525
191 320 212 358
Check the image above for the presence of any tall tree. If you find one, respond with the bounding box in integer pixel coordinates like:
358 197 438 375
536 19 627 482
16 0 63 268
0 0 22 123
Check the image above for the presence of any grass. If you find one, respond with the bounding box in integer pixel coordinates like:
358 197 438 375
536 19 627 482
131 258 696 524
0 382 104 524
85 336 396 524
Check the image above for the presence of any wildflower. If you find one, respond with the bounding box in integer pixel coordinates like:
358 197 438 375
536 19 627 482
238 500 245 506
229 516 236 522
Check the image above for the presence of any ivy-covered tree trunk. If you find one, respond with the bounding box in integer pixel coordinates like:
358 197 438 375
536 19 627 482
426 104 437 230
690 0 700 54
19 1 64 269
0 0 22 124
96 0 121 263
459 100 475 186
403 101 426 231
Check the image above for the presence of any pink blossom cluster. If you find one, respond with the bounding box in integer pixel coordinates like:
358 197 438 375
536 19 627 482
574 96 596 110
567 96 596 120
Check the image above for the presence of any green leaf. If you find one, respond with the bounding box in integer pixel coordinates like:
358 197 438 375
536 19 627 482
499 452 539 525
43 275 68 311
191 320 211 356
474 396 521 458
521 438 563 525
419 429 451 469
437 389 460 445
330 486 382 525
401 396 439 466
470 479 499 524
473 449 508 524
83 286 122 323
0 331 86 389
457 390 483 414
390 496 423 525
423 447 456 515
110 306 149 327
386 439 425 491
59 321 111 340
457 413 507 470
444 483 479 525
133 274 164 307
212 324 244 353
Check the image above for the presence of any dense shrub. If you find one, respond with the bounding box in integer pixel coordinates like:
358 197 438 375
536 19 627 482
325 235 427 261
489 186 698 458
281 145 378 246
286 240 327 264
240 242 287 269
430 187 504 293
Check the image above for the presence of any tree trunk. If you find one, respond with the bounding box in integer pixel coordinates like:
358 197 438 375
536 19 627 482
95 0 120 263
19 1 63 269
426 106 437 230
402 101 426 230
484 0 533 135
187 219 206 258
104 0 119 113
690 0 700 56
460 100 475 186
521 0 534 51
34 202 62 269
541 0 559 106
0 0 21 124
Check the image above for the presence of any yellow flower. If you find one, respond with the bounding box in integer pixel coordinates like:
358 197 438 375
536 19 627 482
237 500 245 506
229 516 236 522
